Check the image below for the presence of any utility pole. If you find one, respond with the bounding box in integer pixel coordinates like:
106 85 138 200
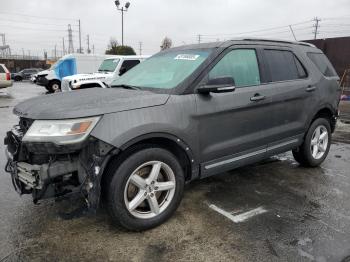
313 17 321 40
62 37 65 55
86 34 90 54
92 45 95 54
114 1 131 46
54 44 57 60
78 19 82 53
197 34 201 44
22 48 24 59
289 25 297 41
68 24 74 54
139 41 142 55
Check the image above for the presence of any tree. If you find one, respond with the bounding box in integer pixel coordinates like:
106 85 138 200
105 38 136 55
160 37 172 50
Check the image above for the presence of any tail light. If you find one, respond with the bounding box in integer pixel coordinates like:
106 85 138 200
6 73 10 81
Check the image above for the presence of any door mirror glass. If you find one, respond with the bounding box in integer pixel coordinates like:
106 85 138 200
197 76 235 94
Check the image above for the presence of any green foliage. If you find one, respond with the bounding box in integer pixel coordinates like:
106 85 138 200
105 38 136 55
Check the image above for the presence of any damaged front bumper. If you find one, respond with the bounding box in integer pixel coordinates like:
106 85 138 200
4 128 118 211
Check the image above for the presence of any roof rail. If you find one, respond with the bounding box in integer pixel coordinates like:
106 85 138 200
240 38 316 47
297 41 316 47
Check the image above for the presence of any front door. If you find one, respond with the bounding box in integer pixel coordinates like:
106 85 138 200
195 47 274 177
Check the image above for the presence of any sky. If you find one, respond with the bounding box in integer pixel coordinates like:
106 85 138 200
1 0 350 58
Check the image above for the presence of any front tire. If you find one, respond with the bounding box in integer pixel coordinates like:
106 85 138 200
106 147 185 231
48 80 61 93
292 118 331 167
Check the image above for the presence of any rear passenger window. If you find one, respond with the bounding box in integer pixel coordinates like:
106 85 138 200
209 49 261 87
264 50 307 82
0 66 5 73
121 60 140 72
307 53 338 77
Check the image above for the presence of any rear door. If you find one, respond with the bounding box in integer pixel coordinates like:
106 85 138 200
261 47 314 153
195 46 274 177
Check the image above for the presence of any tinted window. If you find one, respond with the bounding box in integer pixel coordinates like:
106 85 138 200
209 49 261 87
121 60 140 72
264 50 307 82
294 56 307 78
307 53 337 77
0 66 5 73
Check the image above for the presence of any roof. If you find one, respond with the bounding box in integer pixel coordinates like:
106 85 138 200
167 38 317 52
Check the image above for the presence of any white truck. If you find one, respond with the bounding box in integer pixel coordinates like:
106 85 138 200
61 55 149 92
35 54 109 93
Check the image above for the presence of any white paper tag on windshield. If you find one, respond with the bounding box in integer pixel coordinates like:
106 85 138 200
174 54 200 61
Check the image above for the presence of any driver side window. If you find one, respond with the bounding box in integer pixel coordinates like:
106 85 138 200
209 49 261 88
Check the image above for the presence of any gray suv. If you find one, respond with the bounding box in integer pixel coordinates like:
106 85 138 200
4 39 341 231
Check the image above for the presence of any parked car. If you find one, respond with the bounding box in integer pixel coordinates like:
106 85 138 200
4 39 341 231
36 54 108 93
11 68 43 82
61 55 149 92
0 64 12 89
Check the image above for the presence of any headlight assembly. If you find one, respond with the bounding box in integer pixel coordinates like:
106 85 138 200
22 116 100 145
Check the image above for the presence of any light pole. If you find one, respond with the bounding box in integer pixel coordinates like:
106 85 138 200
114 0 130 46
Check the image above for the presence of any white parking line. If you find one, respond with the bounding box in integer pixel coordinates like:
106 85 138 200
209 204 267 223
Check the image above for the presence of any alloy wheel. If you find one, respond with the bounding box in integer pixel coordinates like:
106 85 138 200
124 161 176 219
310 125 329 160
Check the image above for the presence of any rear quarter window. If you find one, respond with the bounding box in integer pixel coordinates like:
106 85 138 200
0 65 5 73
307 52 338 77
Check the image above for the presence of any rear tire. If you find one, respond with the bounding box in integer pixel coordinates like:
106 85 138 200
106 147 185 231
292 118 331 167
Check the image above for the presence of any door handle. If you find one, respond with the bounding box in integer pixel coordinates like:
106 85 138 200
306 85 316 92
250 94 266 102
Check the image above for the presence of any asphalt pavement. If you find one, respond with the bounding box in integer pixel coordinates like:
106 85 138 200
1 82 350 262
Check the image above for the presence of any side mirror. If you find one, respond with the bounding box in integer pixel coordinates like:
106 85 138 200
197 76 236 94
119 67 127 76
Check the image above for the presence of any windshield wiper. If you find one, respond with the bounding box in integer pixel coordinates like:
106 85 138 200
111 84 140 90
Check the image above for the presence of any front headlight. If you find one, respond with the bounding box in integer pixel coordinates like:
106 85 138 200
22 116 100 145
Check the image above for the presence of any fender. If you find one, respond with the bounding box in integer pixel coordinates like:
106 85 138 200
120 132 200 181
306 102 337 131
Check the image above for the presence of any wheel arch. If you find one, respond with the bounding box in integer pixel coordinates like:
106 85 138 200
102 133 199 186
309 105 337 133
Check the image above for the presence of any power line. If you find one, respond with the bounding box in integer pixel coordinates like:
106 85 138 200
200 20 313 38
0 17 78 27
0 11 77 21
0 24 75 32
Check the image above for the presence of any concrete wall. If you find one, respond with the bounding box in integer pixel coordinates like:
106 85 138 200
0 58 49 73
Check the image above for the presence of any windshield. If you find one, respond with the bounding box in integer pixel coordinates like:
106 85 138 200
98 58 120 72
111 49 211 89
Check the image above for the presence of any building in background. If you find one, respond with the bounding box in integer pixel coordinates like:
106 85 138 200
305 36 350 88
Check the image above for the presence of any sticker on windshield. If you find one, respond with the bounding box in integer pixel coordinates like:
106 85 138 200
174 54 200 61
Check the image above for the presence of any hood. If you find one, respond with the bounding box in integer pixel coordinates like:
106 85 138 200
37 70 51 76
13 88 170 120
64 72 113 81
